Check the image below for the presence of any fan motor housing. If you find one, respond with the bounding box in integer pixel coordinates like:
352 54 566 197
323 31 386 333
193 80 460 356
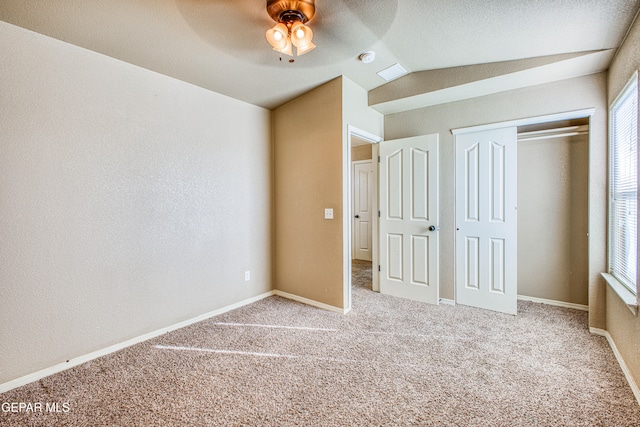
267 0 316 23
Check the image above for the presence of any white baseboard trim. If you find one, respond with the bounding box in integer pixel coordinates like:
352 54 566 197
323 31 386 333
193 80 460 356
0 290 275 394
517 295 588 311
274 290 348 314
439 298 456 306
590 327 640 406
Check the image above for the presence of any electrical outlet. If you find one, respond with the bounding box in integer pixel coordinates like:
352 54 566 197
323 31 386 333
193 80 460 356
244 271 250 281
324 208 334 219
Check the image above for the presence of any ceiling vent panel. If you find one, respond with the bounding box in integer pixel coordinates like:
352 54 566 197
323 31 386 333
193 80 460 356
377 63 408 82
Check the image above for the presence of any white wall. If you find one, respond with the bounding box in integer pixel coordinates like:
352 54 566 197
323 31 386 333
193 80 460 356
0 22 272 385
342 76 384 308
343 76 384 139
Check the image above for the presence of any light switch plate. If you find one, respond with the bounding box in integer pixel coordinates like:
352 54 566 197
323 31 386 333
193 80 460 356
324 208 334 219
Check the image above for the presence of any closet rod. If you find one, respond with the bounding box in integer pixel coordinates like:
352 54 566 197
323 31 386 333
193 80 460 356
517 125 589 142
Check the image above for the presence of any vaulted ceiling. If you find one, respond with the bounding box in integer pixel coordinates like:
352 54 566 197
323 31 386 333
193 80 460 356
1 0 639 110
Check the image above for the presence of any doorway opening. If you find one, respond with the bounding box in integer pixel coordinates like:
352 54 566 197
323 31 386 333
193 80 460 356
344 126 382 311
352 156 375 294
516 118 590 308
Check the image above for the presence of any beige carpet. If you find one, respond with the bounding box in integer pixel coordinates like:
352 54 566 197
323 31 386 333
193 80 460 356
2 260 639 426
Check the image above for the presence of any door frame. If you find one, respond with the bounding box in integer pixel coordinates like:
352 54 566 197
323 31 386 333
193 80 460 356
451 108 595 308
344 125 383 311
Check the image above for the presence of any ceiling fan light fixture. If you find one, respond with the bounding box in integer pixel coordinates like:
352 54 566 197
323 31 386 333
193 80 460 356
280 38 294 56
266 22 289 49
295 40 316 56
290 21 313 47
267 0 315 23
265 0 317 58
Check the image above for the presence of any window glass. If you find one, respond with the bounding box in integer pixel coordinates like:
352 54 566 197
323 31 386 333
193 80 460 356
609 73 639 294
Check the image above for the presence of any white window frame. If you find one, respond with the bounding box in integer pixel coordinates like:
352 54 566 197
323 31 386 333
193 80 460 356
607 71 639 304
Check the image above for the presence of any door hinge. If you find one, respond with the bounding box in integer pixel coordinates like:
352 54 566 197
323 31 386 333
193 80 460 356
378 210 380 217
378 155 380 163
378 265 381 272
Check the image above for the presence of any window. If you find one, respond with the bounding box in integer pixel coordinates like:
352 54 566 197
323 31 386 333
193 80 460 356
609 73 639 295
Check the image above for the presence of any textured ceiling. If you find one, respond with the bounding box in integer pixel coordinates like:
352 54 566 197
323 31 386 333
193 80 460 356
0 0 639 109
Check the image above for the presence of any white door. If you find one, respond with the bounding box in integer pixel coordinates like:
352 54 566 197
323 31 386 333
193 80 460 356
353 161 374 261
455 127 517 314
379 134 439 304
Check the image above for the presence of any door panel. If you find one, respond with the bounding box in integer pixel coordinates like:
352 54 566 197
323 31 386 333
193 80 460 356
412 148 429 220
387 151 403 219
455 127 517 314
489 238 505 293
380 134 438 304
412 235 429 285
388 234 403 280
465 236 480 289
466 143 480 221
490 142 506 222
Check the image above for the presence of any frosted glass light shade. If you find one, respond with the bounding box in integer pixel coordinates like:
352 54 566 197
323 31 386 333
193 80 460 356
266 23 289 49
296 40 315 55
290 22 313 47
274 37 293 56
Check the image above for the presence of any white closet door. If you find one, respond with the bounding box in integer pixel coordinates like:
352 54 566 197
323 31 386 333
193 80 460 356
455 127 517 315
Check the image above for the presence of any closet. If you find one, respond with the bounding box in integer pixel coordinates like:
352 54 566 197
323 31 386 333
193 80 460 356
517 119 589 306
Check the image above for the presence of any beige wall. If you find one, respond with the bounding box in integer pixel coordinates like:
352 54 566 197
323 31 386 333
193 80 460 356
273 76 382 310
384 73 607 327
369 52 591 108
273 78 344 308
352 144 373 161
0 22 272 385
606 12 640 395
517 134 589 305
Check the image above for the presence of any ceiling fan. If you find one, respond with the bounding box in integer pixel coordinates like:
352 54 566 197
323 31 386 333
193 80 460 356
265 0 317 57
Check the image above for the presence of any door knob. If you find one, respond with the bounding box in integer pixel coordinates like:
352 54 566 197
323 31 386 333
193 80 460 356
429 225 437 231
354 215 360 219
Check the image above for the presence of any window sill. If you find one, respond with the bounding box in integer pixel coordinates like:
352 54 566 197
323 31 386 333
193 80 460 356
601 272 638 316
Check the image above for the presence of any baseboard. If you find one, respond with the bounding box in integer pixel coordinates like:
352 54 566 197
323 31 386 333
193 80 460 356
273 290 349 314
439 298 456 306
0 290 275 394
590 327 640 406
517 295 588 311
